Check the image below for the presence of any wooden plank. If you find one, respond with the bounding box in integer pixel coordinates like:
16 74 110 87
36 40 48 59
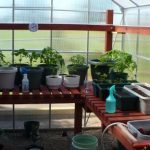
60 86 71 98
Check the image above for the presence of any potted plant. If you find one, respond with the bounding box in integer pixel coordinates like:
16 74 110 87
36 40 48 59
67 54 89 86
0 51 7 66
38 47 65 85
11 48 30 86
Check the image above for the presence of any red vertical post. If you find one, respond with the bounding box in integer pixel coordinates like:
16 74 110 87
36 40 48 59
105 10 114 52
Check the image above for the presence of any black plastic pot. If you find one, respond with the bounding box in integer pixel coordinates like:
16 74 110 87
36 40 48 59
88 59 111 80
114 88 139 111
37 64 58 85
28 67 43 90
10 64 30 86
109 72 128 82
27 145 43 150
24 121 40 138
67 64 89 86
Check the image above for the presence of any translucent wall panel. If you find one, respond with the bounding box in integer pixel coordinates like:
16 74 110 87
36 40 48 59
0 31 12 49
113 14 123 25
112 33 122 50
137 59 150 83
138 35 150 58
113 0 136 8
89 32 105 53
54 0 88 11
53 11 88 24
52 31 87 52
133 0 150 6
15 10 51 23
0 0 12 7
0 9 12 23
89 12 106 24
140 7 150 26
124 8 138 25
14 31 50 50
15 0 51 7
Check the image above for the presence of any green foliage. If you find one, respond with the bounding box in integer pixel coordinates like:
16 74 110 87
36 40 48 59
0 51 7 65
99 50 137 73
27 51 40 66
14 48 28 64
69 54 85 65
40 47 65 68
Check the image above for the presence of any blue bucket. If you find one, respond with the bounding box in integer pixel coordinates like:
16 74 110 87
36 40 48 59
72 134 98 150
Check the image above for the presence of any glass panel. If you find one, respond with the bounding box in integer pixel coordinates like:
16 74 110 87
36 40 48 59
15 0 51 7
0 9 12 23
0 31 12 49
89 32 105 53
0 0 12 7
133 0 150 6
14 10 51 23
140 7 150 26
53 11 88 24
138 35 150 58
137 59 150 83
14 31 50 50
52 31 87 52
124 9 138 25
89 12 106 24
113 0 136 8
54 0 88 11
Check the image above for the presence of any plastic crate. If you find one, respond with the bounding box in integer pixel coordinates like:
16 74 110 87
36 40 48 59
124 85 150 114
114 88 139 111
127 119 150 140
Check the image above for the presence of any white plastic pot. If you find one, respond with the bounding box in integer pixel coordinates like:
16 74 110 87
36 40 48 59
46 75 62 89
0 67 17 89
63 75 80 88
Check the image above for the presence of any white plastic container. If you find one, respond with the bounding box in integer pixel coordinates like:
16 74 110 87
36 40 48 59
124 85 150 114
46 75 62 89
0 67 17 89
63 75 80 88
22 74 29 92
127 119 150 140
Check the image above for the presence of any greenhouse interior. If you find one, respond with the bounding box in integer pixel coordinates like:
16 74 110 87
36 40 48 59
0 0 150 150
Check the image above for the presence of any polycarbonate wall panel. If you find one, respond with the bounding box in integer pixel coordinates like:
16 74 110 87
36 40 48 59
137 59 150 83
124 8 138 25
133 0 150 6
113 14 123 25
89 12 106 24
53 11 88 24
15 0 51 7
0 31 12 49
113 0 136 8
0 0 12 7
15 10 51 23
138 35 150 58
0 9 12 23
14 31 50 50
52 31 87 52
140 7 150 26
54 0 88 11
112 33 122 50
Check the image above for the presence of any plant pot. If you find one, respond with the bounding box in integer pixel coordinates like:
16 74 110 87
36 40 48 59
63 75 80 88
114 88 139 111
10 64 30 86
88 59 111 80
37 64 58 85
109 72 128 82
28 67 43 90
27 145 43 150
46 75 62 89
67 64 88 86
24 121 40 138
0 67 17 89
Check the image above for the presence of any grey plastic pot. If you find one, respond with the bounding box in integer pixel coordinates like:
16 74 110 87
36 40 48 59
0 67 17 89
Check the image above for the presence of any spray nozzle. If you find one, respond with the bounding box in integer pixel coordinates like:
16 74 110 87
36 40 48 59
109 85 116 93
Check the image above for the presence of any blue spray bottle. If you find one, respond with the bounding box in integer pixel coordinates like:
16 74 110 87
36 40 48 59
106 85 116 113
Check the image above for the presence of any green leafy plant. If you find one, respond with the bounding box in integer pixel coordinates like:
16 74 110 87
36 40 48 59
0 51 7 65
14 48 28 64
69 54 85 65
27 51 40 66
40 47 65 68
99 50 137 73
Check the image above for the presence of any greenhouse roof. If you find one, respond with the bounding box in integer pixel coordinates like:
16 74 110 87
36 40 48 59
112 0 150 9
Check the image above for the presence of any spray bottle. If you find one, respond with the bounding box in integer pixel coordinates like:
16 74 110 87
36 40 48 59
106 85 116 113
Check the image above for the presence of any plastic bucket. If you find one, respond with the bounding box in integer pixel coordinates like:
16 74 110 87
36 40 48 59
72 134 98 150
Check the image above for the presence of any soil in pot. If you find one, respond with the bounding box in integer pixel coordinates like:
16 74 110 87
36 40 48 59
10 64 30 86
37 64 58 85
67 64 88 86
132 88 149 97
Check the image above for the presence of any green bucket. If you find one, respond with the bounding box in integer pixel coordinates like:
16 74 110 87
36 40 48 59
72 134 98 150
